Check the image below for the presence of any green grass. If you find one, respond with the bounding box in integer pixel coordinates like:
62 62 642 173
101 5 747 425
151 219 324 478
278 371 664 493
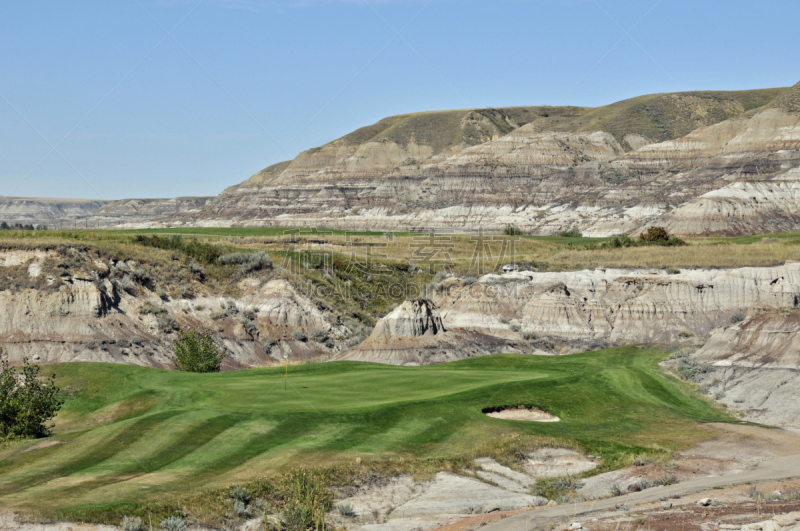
0 346 732 517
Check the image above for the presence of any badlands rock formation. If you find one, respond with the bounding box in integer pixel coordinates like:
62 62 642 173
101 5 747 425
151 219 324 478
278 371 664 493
693 310 800 431
337 298 514 365
152 82 800 237
0 249 345 368
0 197 110 227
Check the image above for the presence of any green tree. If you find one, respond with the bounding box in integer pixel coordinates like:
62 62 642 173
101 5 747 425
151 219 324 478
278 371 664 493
172 328 226 373
0 350 64 439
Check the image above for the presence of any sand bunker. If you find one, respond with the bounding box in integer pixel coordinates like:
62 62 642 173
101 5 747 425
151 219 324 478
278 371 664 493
484 406 560 422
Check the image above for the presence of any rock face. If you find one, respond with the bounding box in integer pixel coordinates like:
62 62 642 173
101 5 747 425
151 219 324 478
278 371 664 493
337 299 515 365
0 250 344 369
90 196 214 227
693 310 800 431
345 263 800 364
153 82 800 237
0 197 110 227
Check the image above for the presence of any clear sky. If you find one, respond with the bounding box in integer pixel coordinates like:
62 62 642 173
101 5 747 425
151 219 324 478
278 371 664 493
1 0 798 200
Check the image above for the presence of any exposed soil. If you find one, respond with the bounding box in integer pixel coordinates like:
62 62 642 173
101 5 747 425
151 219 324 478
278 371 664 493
485 406 560 422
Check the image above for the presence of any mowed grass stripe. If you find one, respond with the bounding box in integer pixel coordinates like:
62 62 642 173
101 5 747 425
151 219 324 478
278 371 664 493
0 411 182 496
0 347 735 512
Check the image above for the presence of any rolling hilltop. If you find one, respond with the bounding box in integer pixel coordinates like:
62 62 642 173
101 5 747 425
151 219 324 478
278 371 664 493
179 81 800 236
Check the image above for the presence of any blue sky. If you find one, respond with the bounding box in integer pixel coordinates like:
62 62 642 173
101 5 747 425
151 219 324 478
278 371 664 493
1 0 798 200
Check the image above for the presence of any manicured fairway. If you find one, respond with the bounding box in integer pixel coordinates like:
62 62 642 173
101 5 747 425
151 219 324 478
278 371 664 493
0 347 731 513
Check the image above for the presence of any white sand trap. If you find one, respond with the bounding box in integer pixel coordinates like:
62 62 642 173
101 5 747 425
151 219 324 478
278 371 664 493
485 406 560 422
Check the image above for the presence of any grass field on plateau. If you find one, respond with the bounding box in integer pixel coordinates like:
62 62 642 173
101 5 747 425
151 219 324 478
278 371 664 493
0 346 733 518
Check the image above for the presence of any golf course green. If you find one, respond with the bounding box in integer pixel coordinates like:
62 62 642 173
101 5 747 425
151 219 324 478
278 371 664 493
0 346 732 517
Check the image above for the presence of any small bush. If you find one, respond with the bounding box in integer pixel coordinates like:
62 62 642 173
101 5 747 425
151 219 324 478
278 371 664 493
503 224 523 236
262 338 277 352
131 337 144 347
160 516 187 531
533 474 584 500
230 485 252 504
461 276 477 286
131 268 154 288
729 311 746 324
172 328 226 373
179 285 193 299
139 301 167 316
510 324 521 333
190 264 205 280
309 327 328 343
558 227 582 238
218 251 273 274
156 289 169 301
120 275 135 294
116 338 131 349
653 474 679 486
522 331 538 341
121 515 143 531
157 315 179 334
233 499 251 517
337 503 356 517
241 319 258 337
291 330 307 342
211 311 227 321
610 483 623 497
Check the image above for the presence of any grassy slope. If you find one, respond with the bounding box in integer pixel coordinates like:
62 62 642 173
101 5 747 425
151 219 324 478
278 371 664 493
236 85 790 184
0 347 731 515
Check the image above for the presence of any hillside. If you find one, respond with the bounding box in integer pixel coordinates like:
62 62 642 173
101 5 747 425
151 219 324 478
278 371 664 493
178 82 800 237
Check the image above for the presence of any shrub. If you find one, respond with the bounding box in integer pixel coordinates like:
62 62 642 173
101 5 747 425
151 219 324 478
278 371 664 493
211 311 227 321
120 275 135 294
116 338 131 349
522 331 538 341
179 285 193 299
160 516 187 531
131 337 144 346
729 311 746 324
131 268 154 288
172 329 226 373
233 499 251 517
262 338 277 352
139 301 167 316
189 264 205 280
510 324 521 332
610 484 623 497
653 474 679 486
291 330 307 342
157 315 179 334
121 516 143 531
0 350 65 439
309 327 328 343
503 224 523 236
558 227 582 238
218 251 273 274
337 503 356 517
461 276 477 286
639 226 671 243
533 475 584 500
241 319 258 337
230 485 252 503
156 289 169 301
